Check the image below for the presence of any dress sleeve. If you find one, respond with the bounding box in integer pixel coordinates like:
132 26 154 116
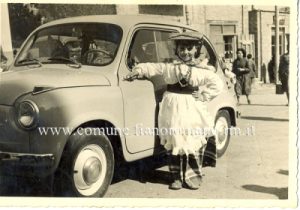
133 63 167 79
199 70 224 102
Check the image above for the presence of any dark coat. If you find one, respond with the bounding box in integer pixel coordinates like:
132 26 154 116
232 57 253 95
279 53 289 92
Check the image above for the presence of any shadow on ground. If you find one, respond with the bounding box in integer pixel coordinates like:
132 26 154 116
241 116 288 122
242 169 288 199
242 185 288 199
277 169 289 176
239 103 288 107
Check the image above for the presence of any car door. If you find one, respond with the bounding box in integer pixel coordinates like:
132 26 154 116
119 27 178 154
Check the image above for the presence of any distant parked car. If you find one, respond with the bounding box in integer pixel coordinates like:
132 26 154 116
0 15 238 197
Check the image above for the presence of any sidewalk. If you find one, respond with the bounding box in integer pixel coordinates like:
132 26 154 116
251 80 276 95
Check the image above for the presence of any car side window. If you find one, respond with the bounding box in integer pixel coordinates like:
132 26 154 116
127 29 177 69
199 39 217 70
154 31 177 63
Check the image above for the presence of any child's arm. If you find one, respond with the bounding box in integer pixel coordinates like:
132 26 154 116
134 63 167 78
194 70 224 102
123 63 167 81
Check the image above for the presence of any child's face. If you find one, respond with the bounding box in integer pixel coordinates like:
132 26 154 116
177 42 197 62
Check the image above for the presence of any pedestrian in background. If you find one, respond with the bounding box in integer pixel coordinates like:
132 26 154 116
232 48 253 105
279 52 289 105
124 32 223 190
247 53 256 83
247 54 256 76
268 55 275 83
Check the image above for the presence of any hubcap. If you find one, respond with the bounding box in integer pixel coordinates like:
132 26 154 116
215 116 229 150
83 157 102 185
73 144 107 196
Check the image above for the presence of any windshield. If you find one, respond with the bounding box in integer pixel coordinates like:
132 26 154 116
16 23 122 67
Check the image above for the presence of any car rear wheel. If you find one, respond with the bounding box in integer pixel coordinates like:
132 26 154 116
215 110 231 158
54 128 114 197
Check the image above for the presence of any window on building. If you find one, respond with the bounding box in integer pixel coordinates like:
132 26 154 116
271 27 286 56
210 24 237 62
138 5 183 16
223 36 234 59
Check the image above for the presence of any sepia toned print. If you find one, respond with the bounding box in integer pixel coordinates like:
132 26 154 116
0 0 297 208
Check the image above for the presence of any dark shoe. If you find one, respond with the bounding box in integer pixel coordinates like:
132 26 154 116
169 180 182 190
247 99 251 104
183 180 200 190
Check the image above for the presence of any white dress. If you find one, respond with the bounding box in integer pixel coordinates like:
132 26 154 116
135 61 224 156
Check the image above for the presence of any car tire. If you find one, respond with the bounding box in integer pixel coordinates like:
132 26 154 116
54 128 114 197
214 110 231 158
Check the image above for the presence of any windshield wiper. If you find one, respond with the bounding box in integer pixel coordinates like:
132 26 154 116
17 58 43 67
48 57 81 69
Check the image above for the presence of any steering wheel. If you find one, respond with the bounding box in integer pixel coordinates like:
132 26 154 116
83 49 113 65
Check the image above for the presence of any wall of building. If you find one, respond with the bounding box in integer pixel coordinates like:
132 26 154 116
116 5 139 15
249 10 260 79
189 6 206 33
187 6 254 65
261 12 275 71
205 5 245 36
116 5 186 24
249 8 290 82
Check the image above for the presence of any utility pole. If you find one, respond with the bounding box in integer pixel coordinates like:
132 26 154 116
275 6 280 85
241 5 244 34
184 5 190 25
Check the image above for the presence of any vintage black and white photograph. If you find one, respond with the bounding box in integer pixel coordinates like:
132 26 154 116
0 0 297 208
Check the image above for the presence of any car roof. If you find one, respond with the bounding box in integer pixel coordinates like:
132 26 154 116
39 15 195 31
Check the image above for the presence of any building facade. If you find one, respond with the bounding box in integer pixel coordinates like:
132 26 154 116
115 5 290 82
4 4 290 82
249 6 290 82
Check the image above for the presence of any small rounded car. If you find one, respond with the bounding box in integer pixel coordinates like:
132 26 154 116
0 15 238 197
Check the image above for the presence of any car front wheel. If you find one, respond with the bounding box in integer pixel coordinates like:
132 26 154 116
55 128 114 197
214 110 231 158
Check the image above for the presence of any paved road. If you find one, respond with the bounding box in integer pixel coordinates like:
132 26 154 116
0 84 291 200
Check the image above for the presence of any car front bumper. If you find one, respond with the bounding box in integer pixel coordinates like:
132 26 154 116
0 151 55 177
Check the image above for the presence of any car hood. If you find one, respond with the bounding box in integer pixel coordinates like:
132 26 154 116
0 66 111 105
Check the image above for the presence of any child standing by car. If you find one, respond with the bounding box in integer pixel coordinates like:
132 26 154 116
124 32 223 190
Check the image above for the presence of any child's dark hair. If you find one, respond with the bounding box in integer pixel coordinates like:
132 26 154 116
174 40 202 59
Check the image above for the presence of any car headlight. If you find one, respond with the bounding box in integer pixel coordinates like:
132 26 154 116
17 100 39 130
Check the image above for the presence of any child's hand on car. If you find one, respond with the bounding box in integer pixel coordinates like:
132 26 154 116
123 69 139 81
